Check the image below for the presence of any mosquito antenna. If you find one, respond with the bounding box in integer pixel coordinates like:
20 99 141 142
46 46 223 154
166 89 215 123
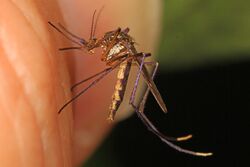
48 22 82 46
58 63 119 114
89 10 97 40
92 6 105 38
135 110 212 156
58 23 87 45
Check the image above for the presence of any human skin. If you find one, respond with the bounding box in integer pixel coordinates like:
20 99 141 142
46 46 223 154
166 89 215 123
0 0 162 166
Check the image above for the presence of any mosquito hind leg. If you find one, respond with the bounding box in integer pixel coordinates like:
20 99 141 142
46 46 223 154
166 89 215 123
129 58 193 142
129 52 149 108
135 108 212 156
128 58 212 155
131 91 212 156
135 61 158 113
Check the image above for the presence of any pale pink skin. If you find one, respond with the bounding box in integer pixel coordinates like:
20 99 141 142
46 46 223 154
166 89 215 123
0 0 161 166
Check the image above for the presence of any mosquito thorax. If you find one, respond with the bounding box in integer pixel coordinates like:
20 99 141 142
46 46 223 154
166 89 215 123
107 43 125 60
98 28 135 63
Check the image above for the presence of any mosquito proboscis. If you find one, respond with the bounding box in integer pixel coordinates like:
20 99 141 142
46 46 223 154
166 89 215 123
48 9 212 157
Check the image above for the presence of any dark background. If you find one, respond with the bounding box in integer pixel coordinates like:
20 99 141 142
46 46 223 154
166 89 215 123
84 0 250 166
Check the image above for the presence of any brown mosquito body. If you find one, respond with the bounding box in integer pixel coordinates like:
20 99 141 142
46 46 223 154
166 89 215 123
48 10 212 157
108 60 132 121
98 28 135 121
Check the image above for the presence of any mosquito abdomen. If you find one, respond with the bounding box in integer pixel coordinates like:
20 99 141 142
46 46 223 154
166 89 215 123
108 60 132 121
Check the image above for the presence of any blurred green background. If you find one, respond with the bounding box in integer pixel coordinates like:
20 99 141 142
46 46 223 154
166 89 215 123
83 0 250 166
158 0 250 70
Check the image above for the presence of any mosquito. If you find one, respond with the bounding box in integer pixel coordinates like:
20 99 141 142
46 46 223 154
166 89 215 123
48 10 212 157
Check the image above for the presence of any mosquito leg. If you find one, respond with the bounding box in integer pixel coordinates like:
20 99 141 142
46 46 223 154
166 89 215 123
140 61 194 141
135 109 212 156
58 63 119 114
128 52 158 111
136 96 193 142
135 105 192 142
136 61 158 113
129 60 212 155
129 53 149 108
71 67 112 91
59 47 82 51
129 59 191 142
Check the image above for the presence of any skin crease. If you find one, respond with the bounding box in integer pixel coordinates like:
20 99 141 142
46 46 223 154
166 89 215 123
0 0 161 166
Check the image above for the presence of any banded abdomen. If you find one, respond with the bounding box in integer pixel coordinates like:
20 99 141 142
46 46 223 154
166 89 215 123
108 60 132 121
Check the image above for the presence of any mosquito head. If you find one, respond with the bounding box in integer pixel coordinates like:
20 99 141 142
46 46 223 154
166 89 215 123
82 37 98 54
81 7 105 54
